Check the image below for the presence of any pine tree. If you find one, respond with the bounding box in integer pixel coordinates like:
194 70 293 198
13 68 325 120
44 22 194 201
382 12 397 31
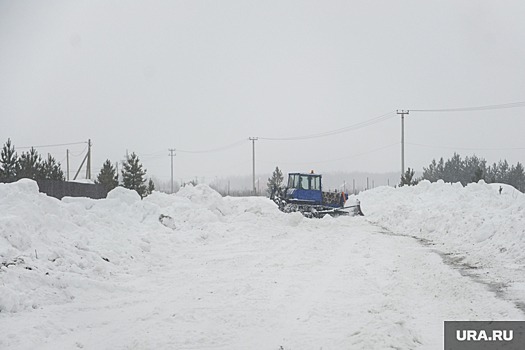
486 162 499 183
266 166 284 198
399 167 418 187
41 154 65 180
472 167 484 183
96 159 119 190
507 162 525 192
147 178 155 195
0 139 18 181
443 152 463 183
17 147 43 180
497 160 510 184
121 152 147 198
436 157 445 178
422 159 439 182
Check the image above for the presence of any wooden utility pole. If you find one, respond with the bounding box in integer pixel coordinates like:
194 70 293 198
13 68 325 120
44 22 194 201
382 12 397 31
168 148 176 193
73 139 91 181
86 139 92 180
397 110 409 178
249 137 258 195
66 149 70 181
74 152 88 180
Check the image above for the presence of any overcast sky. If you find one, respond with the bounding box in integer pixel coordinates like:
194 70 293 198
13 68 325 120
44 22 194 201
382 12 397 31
1 1 525 183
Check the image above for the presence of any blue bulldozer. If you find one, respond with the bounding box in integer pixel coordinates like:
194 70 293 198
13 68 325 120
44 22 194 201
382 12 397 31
271 171 364 218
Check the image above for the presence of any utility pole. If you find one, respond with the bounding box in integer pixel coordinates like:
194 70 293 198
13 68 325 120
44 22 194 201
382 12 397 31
66 149 70 181
249 137 258 195
86 139 92 180
74 152 88 180
168 148 176 194
397 110 409 178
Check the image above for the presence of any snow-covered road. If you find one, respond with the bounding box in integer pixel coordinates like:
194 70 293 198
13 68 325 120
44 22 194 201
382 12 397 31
1 181 524 349
3 218 522 348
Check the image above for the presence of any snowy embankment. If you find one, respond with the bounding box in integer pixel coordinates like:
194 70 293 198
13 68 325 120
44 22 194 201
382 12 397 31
1 179 524 349
0 180 291 314
359 180 525 304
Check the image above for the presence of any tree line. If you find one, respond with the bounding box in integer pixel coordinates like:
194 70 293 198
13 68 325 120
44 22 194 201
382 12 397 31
401 153 525 192
0 139 155 198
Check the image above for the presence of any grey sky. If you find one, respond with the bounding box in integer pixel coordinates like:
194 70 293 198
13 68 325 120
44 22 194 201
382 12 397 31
1 1 525 183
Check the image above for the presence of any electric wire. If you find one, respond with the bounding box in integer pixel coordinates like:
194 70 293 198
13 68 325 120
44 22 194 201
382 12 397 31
410 101 525 113
406 142 525 151
15 141 87 150
259 111 396 141
262 142 400 166
176 139 247 154
139 150 166 157
70 146 88 157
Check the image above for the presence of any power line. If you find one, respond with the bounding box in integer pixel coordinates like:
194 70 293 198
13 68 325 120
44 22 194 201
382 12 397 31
410 101 525 113
177 139 246 153
262 142 399 166
15 141 87 150
259 111 396 141
140 150 166 157
406 142 525 151
69 145 88 157
139 154 166 160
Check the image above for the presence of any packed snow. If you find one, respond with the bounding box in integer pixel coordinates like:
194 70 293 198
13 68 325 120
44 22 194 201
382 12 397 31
359 179 525 308
0 179 524 349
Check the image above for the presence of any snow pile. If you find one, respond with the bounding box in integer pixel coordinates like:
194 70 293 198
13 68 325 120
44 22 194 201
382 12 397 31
1 179 524 349
0 180 295 314
0 180 167 313
359 180 525 295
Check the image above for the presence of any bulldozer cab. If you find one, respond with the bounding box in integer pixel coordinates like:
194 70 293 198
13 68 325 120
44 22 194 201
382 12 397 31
287 173 321 191
286 173 322 203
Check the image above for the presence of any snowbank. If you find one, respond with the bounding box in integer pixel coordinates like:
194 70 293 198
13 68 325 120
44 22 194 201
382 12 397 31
0 180 296 313
358 179 525 300
1 179 524 349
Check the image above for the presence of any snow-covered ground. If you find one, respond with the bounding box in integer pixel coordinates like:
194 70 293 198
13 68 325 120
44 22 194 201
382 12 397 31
359 179 525 310
0 179 524 349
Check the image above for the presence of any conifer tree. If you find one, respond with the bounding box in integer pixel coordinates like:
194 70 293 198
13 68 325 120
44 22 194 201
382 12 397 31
96 159 119 190
472 167 484 183
147 178 155 195
17 147 43 180
0 139 18 181
399 167 418 187
41 154 65 180
443 153 463 183
507 162 525 192
267 166 283 198
121 152 147 198
421 153 525 192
